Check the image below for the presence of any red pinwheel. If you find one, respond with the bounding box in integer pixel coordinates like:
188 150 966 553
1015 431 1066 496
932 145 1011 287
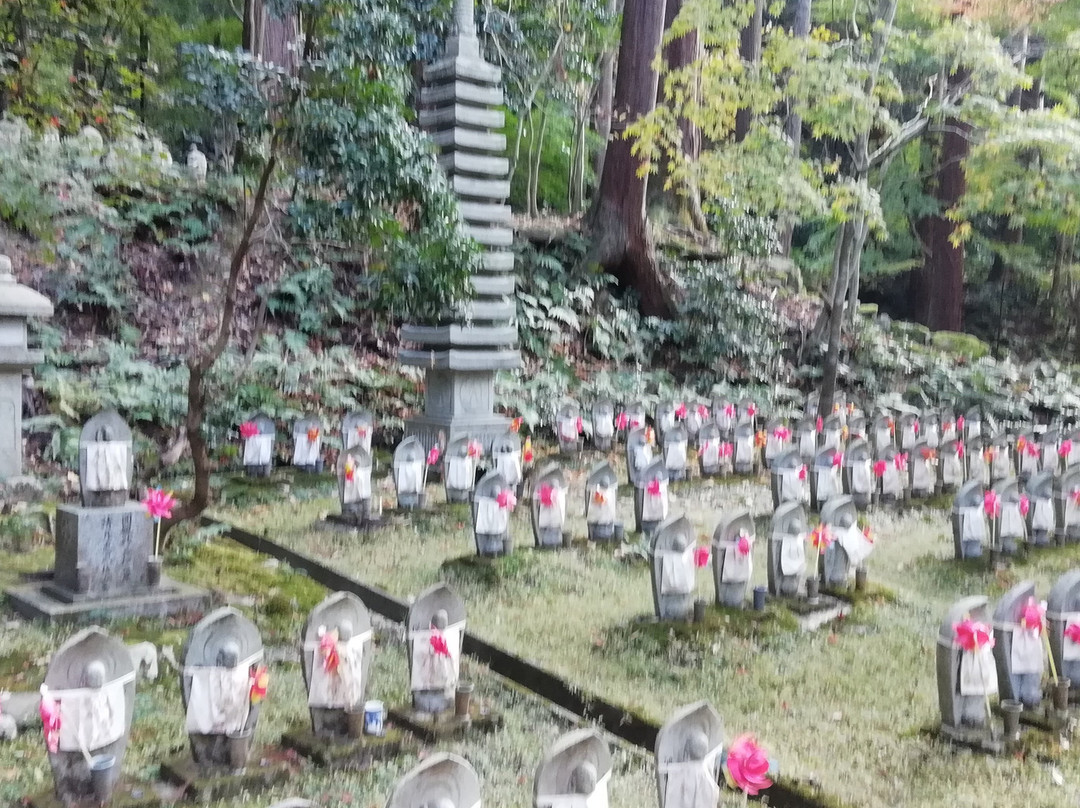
306 426 320 443
239 421 259 440
496 488 517 510
696 404 710 420
954 618 994 652
675 402 687 419
873 460 887 478
815 416 823 433
427 445 441 466
538 483 557 507
746 404 757 418
894 453 909 471
1020 598 1045 633
724 734 772 796
647 479 662 497
694 546 710 567
430 630 451 658
467 440 483 459
616 411 630 431
1060 440 1074 459
344 459 356 482
798 465 807 481
724 403 736 419
809 525 832 551
39 686 60 754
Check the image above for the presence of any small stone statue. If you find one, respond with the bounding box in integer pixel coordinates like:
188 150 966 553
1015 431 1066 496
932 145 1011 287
386 752 482 808
302 592 372 736
393 437 427 509
655 701 723 808
292 416 324 472
79 410 133 507
585 462 619 542
407 584 466 714
992 581 1044 711
492 432 524 492
951 481 987 560
240 413 275 477
535 729 611 808
650 516 696 621
711 511 755 608
531 464 568 548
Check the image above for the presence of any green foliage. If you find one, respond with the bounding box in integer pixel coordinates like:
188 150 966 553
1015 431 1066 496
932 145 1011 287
504 107 599 214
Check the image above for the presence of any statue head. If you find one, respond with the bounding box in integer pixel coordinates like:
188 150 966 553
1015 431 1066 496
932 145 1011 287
684 729 709 761
673 532 690 552
432 609 449 631
338 619 354 642
85 660 107 689
218 640 241 667
569 761 598 795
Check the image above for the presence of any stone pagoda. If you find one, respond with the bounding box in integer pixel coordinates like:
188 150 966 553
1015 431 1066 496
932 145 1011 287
401 0 519 450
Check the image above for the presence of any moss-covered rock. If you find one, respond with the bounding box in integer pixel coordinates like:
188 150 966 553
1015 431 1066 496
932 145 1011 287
931 330 990 359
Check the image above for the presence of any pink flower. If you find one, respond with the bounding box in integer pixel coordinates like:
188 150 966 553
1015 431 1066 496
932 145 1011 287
873 460 887 478
736 533 752 556
984 490 1001 518
675 402 687 419
724 734 772 796
697 404 710 420
538 483 557 507
39 686 60 754
467 440 483 458
815 416 823 433
576 416 584 434
430 631 450 657
831 452 843 468
913 420 920 434
1019 495 1030 517
1073 488 1080 507
798 465 807 481
239 421 259 439
954 618 994 653
956 441 965 460
319 628 340 673
1060 440 1073 459
746 404 757 418
719 443 733 458
496 489 517 510
1066 623 1080 645
141 488 176 521
1020 598 1046 633
694 546 710 567
772 427 791 441
616 412 630 431
957 415 966 432
724 403 736 419
647 479 662 497
894 453 909 471
427 446 441 466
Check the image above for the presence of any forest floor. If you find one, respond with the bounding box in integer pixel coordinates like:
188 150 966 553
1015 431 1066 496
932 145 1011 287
5 445 1080 808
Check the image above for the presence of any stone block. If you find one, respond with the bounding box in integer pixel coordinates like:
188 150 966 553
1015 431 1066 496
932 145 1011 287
52 503 153 597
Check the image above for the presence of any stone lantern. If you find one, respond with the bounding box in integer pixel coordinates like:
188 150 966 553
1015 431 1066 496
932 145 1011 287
0 255 53 480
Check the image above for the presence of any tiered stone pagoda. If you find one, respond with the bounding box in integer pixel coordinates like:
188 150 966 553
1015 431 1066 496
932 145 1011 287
401 0 519 450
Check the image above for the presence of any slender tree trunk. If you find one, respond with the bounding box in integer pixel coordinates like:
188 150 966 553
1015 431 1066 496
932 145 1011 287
588 0 672 317
593 0 620 180
528 105 548 217
733 0 764 143
1050 233 1075 326
778 0 812 256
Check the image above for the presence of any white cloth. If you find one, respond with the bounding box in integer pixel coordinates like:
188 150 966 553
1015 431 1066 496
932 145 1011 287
967 422 982 441
409 623 463 694
837 523 873 567
243 434 273 466
901 426 917 451
52 673 133 753
665 440 688 472
882 465 902 497
822 430 841 452
642 480 669 522
1010 628 1045 676
84 442 130 492
537 487 567 529
765 435 786 462
942 425 957 443
345 427 372 453
594 417 614 438
968 454 988 487
874 427 892 451
495 453 523 487
1042 445 1058 471
632 444 653 474
1020 452 1040 477
912 459 934 493
721 543 753 583
1066 499 1080 529
700 442 721 469
293 435 321 466
447 456 475 490
815 467 839 501
1069 444 1080 467
587 485 618 524
559 419 580 442
307 632 371 709
959 506 987 544
659 747 721 808
394 460 423 495
1033 500 1056 532
851 461 872 494
1000 506 1026 539
1064 614 1080 662
799 431 817 457
779 469 805 502
536 772 611 808
342 467 371 504
659 546 695 595
959 645 998 697
779 533 807 576
942 454 963 486
734 436 753 466
184 653 261 735
475 497 509 534
925 426 940 449
991 451 1012 480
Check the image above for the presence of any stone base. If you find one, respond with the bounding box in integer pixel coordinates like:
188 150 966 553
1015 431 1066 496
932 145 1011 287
405 413 511 453
25 778 172 808
322 513 387 532
158 752 296 803
387 704 502 743
1018 704 1069 733
938 723 1005 754
5 575 210 623
280 724 414 769
779 594 852 632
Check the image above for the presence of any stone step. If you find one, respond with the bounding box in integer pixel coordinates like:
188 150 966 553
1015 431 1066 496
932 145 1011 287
423 54 502 85
460 201 511 224
401 324 517 348
480 251 515 273
399 347 521 371
462 299 515 321
472 275 516 296
419 103 505 131
452 175 511 199
421 81 504 108
430 128 506 152
465 225 513 247
440 152 509 177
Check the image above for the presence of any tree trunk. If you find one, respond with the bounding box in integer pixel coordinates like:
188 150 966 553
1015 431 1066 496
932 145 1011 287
819 216 867 418
733 0 764 143
593 0 619 180
244 0 300 73
778 0 812 256
588 0 672 318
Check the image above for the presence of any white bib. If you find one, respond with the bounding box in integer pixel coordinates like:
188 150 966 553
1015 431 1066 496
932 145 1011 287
84 442 130 492
475 497 509 534
447 456 475 490
1033 500 1056 531
243 434 273 466
53 674 133 752
495 453 523 487
665 441 688 471
342 468 371 504
409 624 463 694
779 533 807 576
293 435 321 466
959 645 998 697
587 485 618 524
642 481 669 522
959 506 987 543
721 544 753 584
307 632 372 709
851 461 872 494
1010 628 1045 676
837 523 873 567
394 460 423 495
185 654 261 735
537 487 567 529
660 546 695 595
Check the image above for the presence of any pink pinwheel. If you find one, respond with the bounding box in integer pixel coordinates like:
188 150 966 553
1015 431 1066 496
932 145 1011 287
694 546 711 568
537 483 557 508
576 416 584 434
873 460 887 478
984 490 1001 518
1060 440 1074 459
427 445 441 466
956 441 965 460
809 525 832 551
697 404 710 420
239 421 259 440
724 734 772 796
957 415 966 433
736 533 752 556
616 411 630 431
1066 623 1080 645
496 489 517 510
746 404 757 418
1019 495 1030 517
724 403 736 419
430 631 451 658
1020 598 1046 633
894 453 909 471
675 402 687 419
1073 488 1080 507
719 443 734 458
831 451 843 468
39 685 60 754
467 440 483 459
954 618 995 652
798 465 807 481
815 416 823 433
142 488 176 521
773 427 791 441
319 627 340 673
647 479 662 497
913 421 920 434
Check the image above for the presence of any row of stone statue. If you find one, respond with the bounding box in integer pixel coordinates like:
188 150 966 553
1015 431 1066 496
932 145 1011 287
36 583 468 808
239 411 375 477
938 570 1080 752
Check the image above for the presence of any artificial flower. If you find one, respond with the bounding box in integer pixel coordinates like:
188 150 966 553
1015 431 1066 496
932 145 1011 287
719 443 734 458
724 403 736 419
592 487 607 505
913 421 920 434
888 418 896 435
576 416 584 434
921 448 937 461
755 431 767 449
430 631 450 658
1017 436 1028 452
39 685 60 754
816 416 823 433
746 404 757 418
798 465 807 481
1026 442 1040 458
1073 488 1080 507
496 489 517 510
983 448 996 463
523 437 535 464
873 460 887 478
356 425 369 437
675 402 687 419
736 533 752 556
724 734 772 796
318 626 340 673
427 446 441 466
645 426 655 445
467 440 483 458
957 415 965 432
1065 623 1080 645
250 665 269 704
831 451 843 468
239 421 259 439
344 459 356 482
895 453 909 471
696 404 710 420
954 618 994 653
307 426 320 442
841 426 849 442
142 488 176 521
1060 440 1074 459
810 525 833 551
538 483 557 507
861 525 873 543
956 441 965 460
510 417 523 432
833 403 841 414
647 479 662 497
1019 495 1030 517
694 546 711 568
984 490 1001 518
1020 598 1046 633
616 412 630 431
773 427 791 441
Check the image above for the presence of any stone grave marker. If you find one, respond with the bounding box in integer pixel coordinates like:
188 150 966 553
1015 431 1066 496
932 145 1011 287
711 511 755 608
292 416 324 473
405 584 465 716
1056 465 1080 544
795 415 818 461
992 478 1027 555
342 411 374 454
634 459 669 536
732 419 755 475
938 438 964 493
684 401 708 443
768 502 807 597
1040 428 1061 474
1027 470 1056 547
963 406 982 443
899 413 919 453
878 446 907 504
965 435 989 488
909 440 936 498
820 496 870 588
626 426 653 487
444 436 480 504
663 423 689 482
387 753 481 808
656 400 678 442
738 398 758 431
555 401 583 455
937 596 1000 751
623 401 648 435
992 580 1043 711
809 446 842 511
922 409 941 450
590 399 616 451
941 409 958 444
531 463 568 549
952 481 987 560
770 449 807 510
713 398 736 436
337 447 373 525
300 592 372 736
392 437 427 510
241 412 275 478
1017 431 1041 480
491 431 523 494
763 417 790 470
988 432 1013 484
585 461 620 543
1047 570 1080 705
871 413 893 454
649 516 696 621
655 701 723 808
535 729 611 808
843 438 873 510
472 470 514 557
820 414 843 454
848 413 867 444
697 423 728 477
